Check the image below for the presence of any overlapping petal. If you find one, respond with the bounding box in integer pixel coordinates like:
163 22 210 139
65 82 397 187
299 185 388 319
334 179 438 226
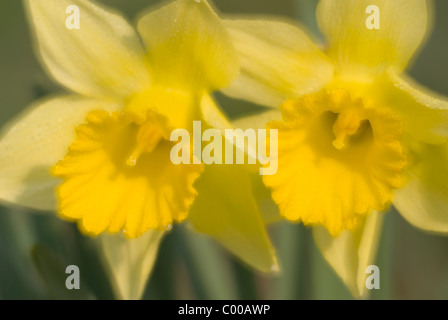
137 0 239 92
317 0 430 79
0 96 119 211
313 211 384 298
188 164 278 273
100 230 164 300
374 71 448 144
394 142 448 233
232 109 282 131
223 19 333 107
24 0 151 100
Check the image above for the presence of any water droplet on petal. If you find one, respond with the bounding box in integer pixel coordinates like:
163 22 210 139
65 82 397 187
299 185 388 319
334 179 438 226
164 224 173 231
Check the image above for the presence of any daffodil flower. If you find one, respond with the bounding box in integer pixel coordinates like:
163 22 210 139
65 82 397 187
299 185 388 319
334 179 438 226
0 0 277 298
223 0 448 297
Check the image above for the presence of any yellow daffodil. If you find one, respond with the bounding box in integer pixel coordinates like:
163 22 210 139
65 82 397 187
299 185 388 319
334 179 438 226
0 0 277 299
223 0 448 297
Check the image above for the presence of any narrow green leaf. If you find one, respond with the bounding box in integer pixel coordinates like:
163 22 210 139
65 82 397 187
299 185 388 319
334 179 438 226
31 244 93 299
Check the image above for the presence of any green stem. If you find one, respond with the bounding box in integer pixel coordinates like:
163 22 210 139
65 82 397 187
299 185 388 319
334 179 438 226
294 0 322 39
175 225 238 300
270 222 304 300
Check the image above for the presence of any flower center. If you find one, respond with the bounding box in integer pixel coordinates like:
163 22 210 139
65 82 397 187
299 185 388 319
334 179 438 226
52 110 202 238
332 109 368 150
264 89 407 235
126 117 164 167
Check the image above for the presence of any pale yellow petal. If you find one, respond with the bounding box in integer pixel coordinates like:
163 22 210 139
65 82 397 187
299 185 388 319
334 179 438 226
232 109 282 130
125 86 197 131
394 142 448 233
24 0 151 99
200 94 258 163
231 109 282 165
317 0 430 79
374 71 448 144
0 96 120 211
203 96 282 170
231 111 283 225
200 94 233 132
99 230 164 300
137 0 238 91
200 101 282 226
188 164 278 273
222 19 333 107
313 211 384 298
250 173 283 225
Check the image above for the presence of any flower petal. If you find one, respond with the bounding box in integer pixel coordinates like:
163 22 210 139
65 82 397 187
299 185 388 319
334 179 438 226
222 19 333 107
188 164 278 273
317 0 430 79
313 211 384 298
375 71 448 144
99 230 164 300
251 173 283 226
200 94 233 132
137 0 238 92
394 142 448 233
200 94 259 162
52 110 203 238
0 96 119 211
230 111 284 225
24 0 151 99
231 109 282 165
232 109 282 130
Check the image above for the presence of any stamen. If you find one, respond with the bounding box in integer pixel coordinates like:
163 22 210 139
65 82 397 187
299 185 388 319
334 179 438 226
332 109 364 150
126 147 144 167
126 120 164 167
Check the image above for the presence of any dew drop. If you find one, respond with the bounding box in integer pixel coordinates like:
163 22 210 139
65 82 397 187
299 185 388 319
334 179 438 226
164 224 173 231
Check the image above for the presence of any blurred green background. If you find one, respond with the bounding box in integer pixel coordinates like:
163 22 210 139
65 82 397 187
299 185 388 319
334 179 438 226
0 0 448 300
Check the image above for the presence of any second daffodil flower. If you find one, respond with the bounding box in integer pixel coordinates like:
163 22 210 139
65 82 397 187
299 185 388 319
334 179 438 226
0 0 277 299
223 0 448 297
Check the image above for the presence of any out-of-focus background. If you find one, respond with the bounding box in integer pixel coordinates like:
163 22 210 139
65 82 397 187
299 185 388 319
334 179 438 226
0 0 447 300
